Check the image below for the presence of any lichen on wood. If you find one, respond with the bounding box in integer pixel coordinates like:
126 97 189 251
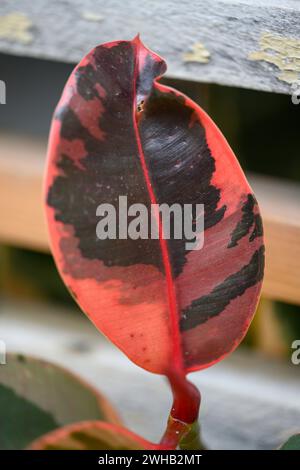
249 32 300 85
0 12 33 45
183 42 211 64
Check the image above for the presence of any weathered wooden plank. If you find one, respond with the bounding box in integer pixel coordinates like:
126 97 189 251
0 1 299 94
0 134 299 305
248 174 300 306
0 133 300 304
1 298 299 450
0 133 48 251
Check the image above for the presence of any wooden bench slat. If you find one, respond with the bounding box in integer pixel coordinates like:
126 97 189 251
0 133 299 305
0 0 299 94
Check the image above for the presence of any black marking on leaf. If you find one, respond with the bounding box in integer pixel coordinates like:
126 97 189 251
180 245 265 331
139 87 226 276
48 42 163 273
249 213 263 242
47 42 226 278
76 64 101 101
56 106 99 155
228 194 258 248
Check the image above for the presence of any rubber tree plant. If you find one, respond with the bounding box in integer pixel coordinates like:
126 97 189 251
1 37 268 450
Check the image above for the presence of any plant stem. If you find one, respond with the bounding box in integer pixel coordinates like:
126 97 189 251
159 369 202 449
160 416 205 450
179 421 206 450
168 368 200 423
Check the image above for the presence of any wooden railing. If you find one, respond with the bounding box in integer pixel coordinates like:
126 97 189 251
0 132 299 305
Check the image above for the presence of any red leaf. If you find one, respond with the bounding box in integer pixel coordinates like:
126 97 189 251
44 37 264 380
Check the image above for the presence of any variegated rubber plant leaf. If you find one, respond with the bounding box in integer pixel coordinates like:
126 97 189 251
44 37 264 421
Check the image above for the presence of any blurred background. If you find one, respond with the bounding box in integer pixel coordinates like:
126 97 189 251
0 0 299 450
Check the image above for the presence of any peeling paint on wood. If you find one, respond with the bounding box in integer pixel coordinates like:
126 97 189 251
0 12 33 45
249 32 300 85
183 42 211 63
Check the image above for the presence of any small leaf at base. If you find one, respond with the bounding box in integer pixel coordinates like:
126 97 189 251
0 353 120 449
29 421 158 450
279 434 300 450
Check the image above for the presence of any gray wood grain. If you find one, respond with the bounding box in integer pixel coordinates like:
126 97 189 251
0 1 299 94
1 298 300 450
